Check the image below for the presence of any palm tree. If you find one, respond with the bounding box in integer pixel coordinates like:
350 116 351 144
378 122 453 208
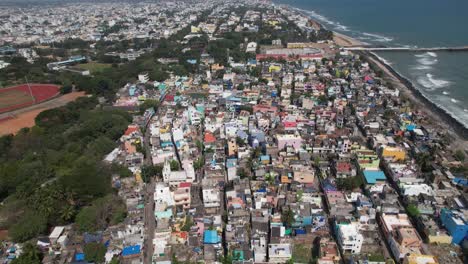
60 205 76 222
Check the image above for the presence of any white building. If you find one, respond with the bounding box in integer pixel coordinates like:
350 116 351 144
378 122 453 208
268 243 292 263
138 72 149 83
154 183 175 207
246 42 257 53
401 184 434 197
162 159 192 186
202 188 221 208
0 60 10 69
335 223 363 254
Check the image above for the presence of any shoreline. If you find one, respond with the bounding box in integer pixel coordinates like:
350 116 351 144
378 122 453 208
291 4 468 141
328 30 468 141
363 51 468 141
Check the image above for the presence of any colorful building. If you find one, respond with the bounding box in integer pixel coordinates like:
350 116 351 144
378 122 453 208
440 208 468 245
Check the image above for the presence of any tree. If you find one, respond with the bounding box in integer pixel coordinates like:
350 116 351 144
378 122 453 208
236 136 246 147
336 176 363 191
84 242 106 263
406 204 420 218
11 243 42 264
281 208 295 227
141 165 163 182
454 150 465 162
181 216 193 232
139 99 159 114
59 156 112 203
75 195 126 233
170 159 180 170
193 157 205 171
9 210 47 242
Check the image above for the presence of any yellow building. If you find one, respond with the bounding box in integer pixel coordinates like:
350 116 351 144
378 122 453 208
428 233 452 244
191 26 201 33
404 254 438 264
382 146 406 161
267 20 279 26
268 65 281 73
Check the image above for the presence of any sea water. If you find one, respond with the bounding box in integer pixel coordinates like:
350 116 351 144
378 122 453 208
275 0 468 127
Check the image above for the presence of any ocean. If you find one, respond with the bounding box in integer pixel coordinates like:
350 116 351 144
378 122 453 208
274 0 468 128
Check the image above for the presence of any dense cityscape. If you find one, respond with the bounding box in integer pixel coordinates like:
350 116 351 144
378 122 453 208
0 0 467 264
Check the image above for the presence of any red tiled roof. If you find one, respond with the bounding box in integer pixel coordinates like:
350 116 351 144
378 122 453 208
124 125 139 136
179 182 192 188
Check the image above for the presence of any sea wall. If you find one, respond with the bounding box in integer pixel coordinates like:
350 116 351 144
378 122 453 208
363 51 468 140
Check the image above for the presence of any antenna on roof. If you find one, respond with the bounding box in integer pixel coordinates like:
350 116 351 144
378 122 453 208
25 76 35 104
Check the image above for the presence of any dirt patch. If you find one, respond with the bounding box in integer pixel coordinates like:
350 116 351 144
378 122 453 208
0 91 86 135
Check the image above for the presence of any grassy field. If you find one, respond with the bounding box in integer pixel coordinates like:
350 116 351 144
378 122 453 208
0 89 32 109
293 244 312 263
77 62 111 74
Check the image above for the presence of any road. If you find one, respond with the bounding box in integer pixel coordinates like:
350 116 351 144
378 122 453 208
143 179 155 264
143 110 155 264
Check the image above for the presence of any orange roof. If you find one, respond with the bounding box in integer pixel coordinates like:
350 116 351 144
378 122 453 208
124 125 139 136
204 132 216 143
172 231 188 240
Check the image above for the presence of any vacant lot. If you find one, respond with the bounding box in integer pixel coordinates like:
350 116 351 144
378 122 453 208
77 62 111 73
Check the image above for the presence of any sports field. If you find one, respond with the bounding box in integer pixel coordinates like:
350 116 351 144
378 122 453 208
77 62 111 74
0 89 33 109
0 91 85 135
0 84 60 114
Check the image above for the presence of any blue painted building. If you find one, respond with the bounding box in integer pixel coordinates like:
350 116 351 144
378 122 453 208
440 208 468 244
363 170 387 185
203 230 221 244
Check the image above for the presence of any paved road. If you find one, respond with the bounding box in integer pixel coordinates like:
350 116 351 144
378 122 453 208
143 179 155 264
143 110 155 264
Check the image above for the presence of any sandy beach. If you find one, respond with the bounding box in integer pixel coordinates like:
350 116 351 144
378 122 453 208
333 32 364 47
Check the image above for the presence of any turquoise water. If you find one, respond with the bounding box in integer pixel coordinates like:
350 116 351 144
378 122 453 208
275 0 468 127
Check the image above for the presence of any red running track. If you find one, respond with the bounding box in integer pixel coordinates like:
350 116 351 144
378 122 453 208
0 84 60 114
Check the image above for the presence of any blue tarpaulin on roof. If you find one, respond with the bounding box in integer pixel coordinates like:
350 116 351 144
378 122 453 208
75 253 85 261
122 245 141 256
453 178 468 187
295 229 306 235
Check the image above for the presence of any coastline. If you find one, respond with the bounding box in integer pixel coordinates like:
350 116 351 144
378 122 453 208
326 29 468 142
291 4 468 142
363 51 468 141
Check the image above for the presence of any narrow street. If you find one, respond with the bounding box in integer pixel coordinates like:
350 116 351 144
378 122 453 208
143 108 156 264
144 179 156 264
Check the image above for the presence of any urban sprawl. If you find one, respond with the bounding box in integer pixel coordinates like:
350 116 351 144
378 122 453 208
0 1 467 264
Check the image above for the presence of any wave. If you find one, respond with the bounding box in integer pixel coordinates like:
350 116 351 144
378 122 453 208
362 32 394 42
417 73 451 90
443 91 450 95
415 52 437 58
412 65 432 70
451 98 459 103
417 57 438 66
304 10 351 32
